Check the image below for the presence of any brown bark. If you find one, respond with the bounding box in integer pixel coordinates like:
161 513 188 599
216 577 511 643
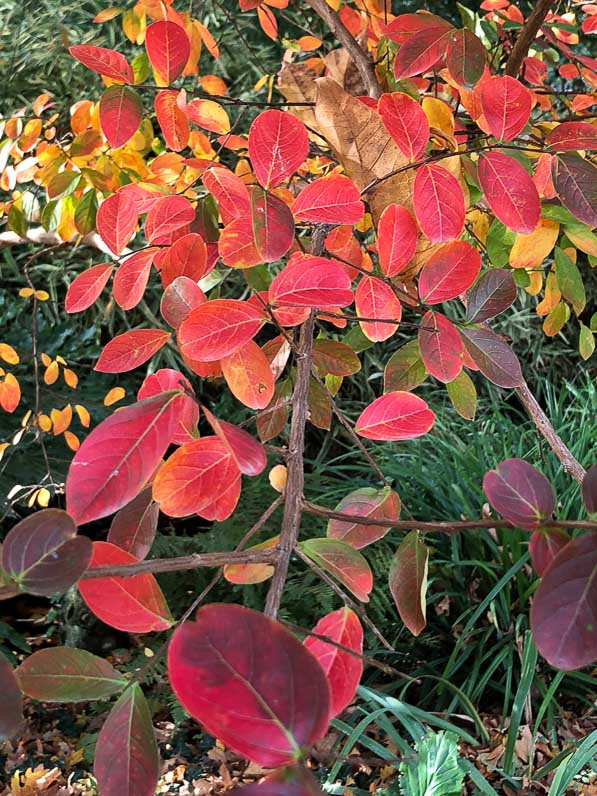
505 0 555 77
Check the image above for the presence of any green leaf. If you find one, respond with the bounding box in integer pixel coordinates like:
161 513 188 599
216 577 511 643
578 322 595 361
7 204 27 238
384 340 427 392
74 191 98 236
554 248 586 316
446 370 477 420
486 219 515 268
543 302 570 337
399 731 466 796
41 200 61 232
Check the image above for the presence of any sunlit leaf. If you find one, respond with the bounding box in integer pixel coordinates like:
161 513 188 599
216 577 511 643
546 122 597 152
221 340 275 410
145 21 190 85
292 174 364 225
356 391 435 441
378 93 429 161
178 299 265 361
137 368 198 446
300 538 373 602
413 164 465 243
480 76 532 141
269 256 353 309
377 204 418 277
145 195 195 245
100 85 142 149
113 249 158 311
355 276 401 342
95 329 170 373
418 310 463 384
65 263 113 313
69 45 133 83
97 191 138 256
327 486 400 549
248 109 309 188
154 90 190 151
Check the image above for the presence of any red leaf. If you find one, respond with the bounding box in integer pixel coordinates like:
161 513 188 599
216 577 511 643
154 90 190 151
356 391 435 441
413 164 465 243
65 263 113 313
478 152 540 234
113 249 158 310
202 407 267 476
459 326 523 388
531 533 597 670
2 509 92 596
160 276 206 329
445 29 485 87
178 299 265 361
389 530 429 636
238 766 325 796
0 657 22 741
152 437 240 519
392 25 451 79
292 174 364 224
221 340 275 410
378 92 429 161
219 217 262 269
258 4 278 40
66 391 183 525
107 488 159 561
145 21 190 85
137 368 198 445
79 541 172 632
304 608 363 718
248 109 309 188
251 189 295 262
529 528 570 577
418 240 481 303
377 204 418 277
202 166 250 225
418 310 463 384
465 268 516 323
300 539 373 603
95 329 170 374
480 76 532 141
269 256 353 308
97 191 138 255
94 684 160 796
355 276 401 342
483 458 555 530
383 13 452 45
69 45 133 83
552 153 597 227
168 604 330 766
99 85 143 149
583 464 597 516
223 535 278 585
327 486 400 549
145 195 195 245
161 233 208 287
546 122 597 152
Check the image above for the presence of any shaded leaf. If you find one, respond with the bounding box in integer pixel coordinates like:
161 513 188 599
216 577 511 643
0 657 22 741
582 464 597 516
459 326 523 388
483 458 555 530
529 528 570 577
251 189 294 262
108 488 159 561
546 122 597 152
327 486 400 549
300 538 373 602
418 311 463 384
383 341 427 392
389 530 429 636
465 269 516 323
418 241 480 304
446 370 477 420
445 28 485 87
160 276 206 330
223 535 278 585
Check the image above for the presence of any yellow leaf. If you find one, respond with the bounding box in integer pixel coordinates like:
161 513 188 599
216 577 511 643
36 488 51 507
56 355 67 365
200 75 227 96
63 368 78 388
268 464 287 493
19 287 34 298
41 352 52 367
466 209 490 246
104 386 126 406
38 414 52 432
50 404 72 436
0 442 10 462
44 360 59 385
422 97 455 141
34 289 50 301
509 218 559 269
0 343 19 364
64 430 80 451
75 404 91 427
21 409 32 427
525 270 543 296
254 74 270 92
536 272 561 317
93 7 123 23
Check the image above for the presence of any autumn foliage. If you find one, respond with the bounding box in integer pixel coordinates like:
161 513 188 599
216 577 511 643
0 0 596 793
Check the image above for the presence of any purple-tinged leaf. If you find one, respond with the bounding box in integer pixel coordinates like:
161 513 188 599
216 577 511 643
389 531 429 636
465 269 517 323
459 326 523 388
483 458 555 530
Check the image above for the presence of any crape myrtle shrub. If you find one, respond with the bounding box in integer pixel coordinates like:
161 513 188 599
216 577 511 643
0 0 596 793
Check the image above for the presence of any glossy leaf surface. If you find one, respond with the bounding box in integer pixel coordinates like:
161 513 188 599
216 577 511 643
531 534 597 670
78 541 172 633
16 648 127 702
356 391 435 441
478 152 540 234
418 241 481 304
483 458 555 530
248 109 309 189
445 29 485 87
300 538 373 602
327 486 400 549
95 329 170 373
389 531 429 636
168 604 330 767
94 684 159 796
304 608 363 718
178 299 264 361
66 392 182 525
2 509 91 596
292 174 364 225
413 164 465 243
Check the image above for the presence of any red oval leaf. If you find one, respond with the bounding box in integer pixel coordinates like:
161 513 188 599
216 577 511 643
389 530 429 636
113 249 158 310
95 329 171 374
269 256 353 309
480 76 532 141
418 310 463 384
161 232 208 287
478 152 540 234
202 407 267 476
65 263 113 313
69 45 133 83
304 608 363 718
546 121 597 152
327 486 400 549
66 391 183 525
145 195 195 245
94 684 160 796
418 240 481 304
356 391 435 441
248 109 309 188
202 166 250 225
251 189 295 262
392 25 451 80
145 21 190 85
531 533 597 670
168 604 331 766
459 326 523 388
178 299 265 361
97 191 138 255
413 164 465 243
377 204 418 277
99 85 142 149
355 275 401 342
154 90 190 151
529 528 570 577
160 276 206 329
300 539 373 603
79 541 172 633
292 174 364 225
483 458 555 530
378 92 429 161
138 368 198 445
552 153 597 227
